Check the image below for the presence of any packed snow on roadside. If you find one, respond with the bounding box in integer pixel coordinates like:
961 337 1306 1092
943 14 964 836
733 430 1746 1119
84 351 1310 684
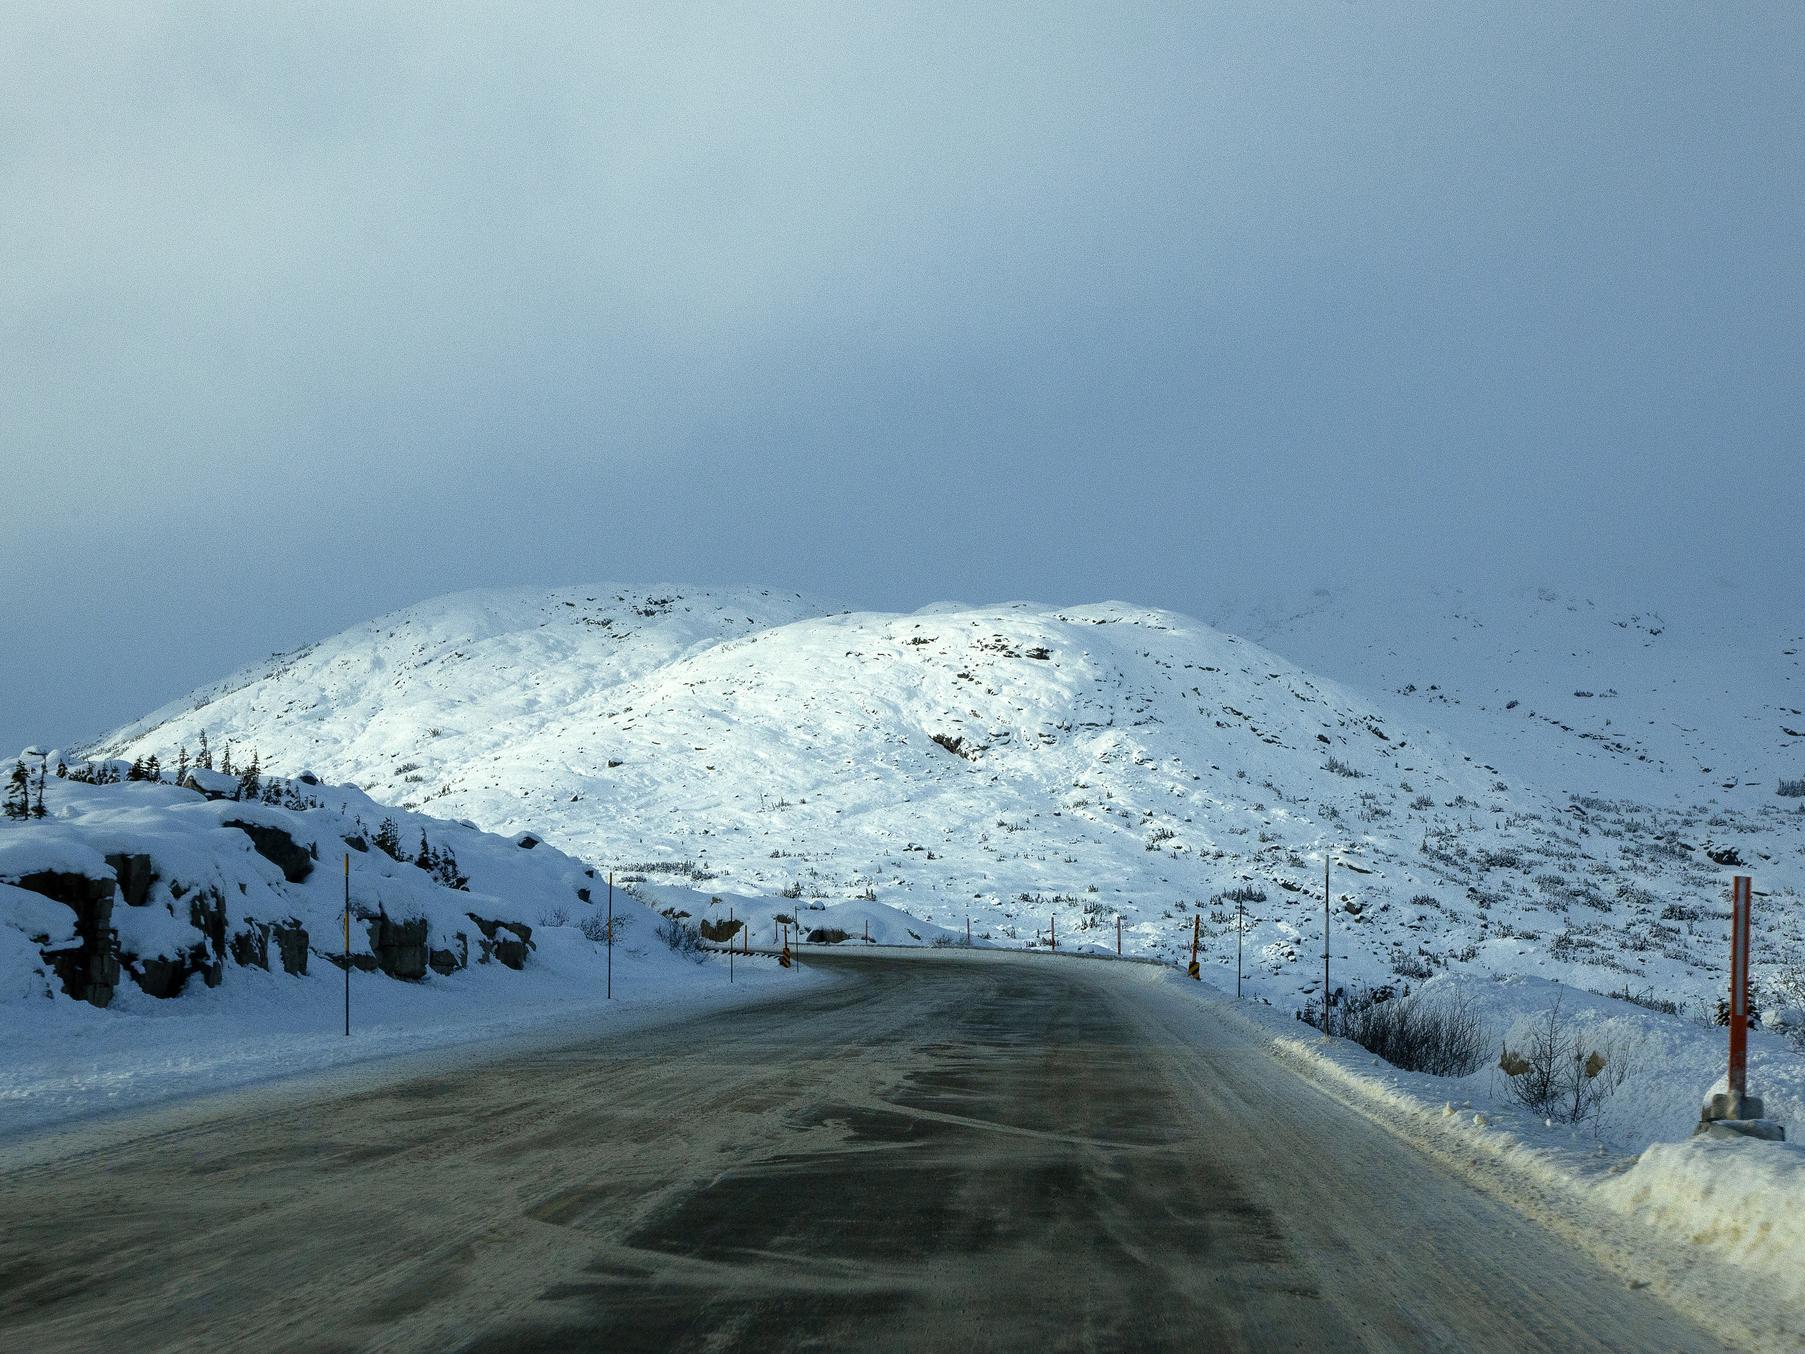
1188 966 1805 1339
0 755 832 1138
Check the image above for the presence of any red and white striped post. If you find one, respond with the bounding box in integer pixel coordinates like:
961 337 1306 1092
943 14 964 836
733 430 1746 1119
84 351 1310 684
1728 875 1753 1102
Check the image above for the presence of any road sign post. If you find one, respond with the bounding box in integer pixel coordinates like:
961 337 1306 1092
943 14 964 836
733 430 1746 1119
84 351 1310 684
606 871 614 1000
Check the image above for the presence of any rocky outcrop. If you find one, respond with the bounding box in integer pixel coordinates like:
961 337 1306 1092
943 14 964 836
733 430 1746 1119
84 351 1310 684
223 820 315 884
467 913 534 969
228 915 307 974
13 870 119 1007
272 920 308 975
230 922 270 970
106 853 158 908
428 933 468 976
366 912 429 981
122 884 225 998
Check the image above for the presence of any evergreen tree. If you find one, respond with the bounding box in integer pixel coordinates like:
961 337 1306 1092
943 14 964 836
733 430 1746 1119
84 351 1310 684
54 757 67 779
374 818 403 860
415 830 433 870
433 845 468 891
175 745 189 781
196 730 212 771
4 762 29 820
143 754 161 783
127 756 147 782
237 749 261 802
30 762 47 818
220 740 235 777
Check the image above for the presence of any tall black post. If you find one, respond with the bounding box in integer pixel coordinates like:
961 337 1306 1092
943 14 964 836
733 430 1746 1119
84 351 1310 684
606 871 614 1000
343 853 351 1038
1323 855 1331 1035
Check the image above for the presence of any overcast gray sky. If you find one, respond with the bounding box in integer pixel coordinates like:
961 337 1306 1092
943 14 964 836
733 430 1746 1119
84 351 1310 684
3 2 1800 752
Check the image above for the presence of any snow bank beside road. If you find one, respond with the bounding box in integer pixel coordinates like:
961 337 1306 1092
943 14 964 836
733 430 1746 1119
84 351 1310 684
1152 968 1805 1350
1597 1137 1805 1316
0 923 829 1142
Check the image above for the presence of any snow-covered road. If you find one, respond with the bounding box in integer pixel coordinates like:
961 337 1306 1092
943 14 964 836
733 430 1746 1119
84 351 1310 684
0 952 1729 1351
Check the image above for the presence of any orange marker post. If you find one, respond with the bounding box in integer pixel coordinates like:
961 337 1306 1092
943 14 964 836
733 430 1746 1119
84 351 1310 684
1729 875 1753 1101
1186 913 1201 981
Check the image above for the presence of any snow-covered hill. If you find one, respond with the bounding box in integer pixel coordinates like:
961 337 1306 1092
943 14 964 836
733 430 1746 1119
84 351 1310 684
1210 584 1805 810
0 757 678 1011
88 585 1805 1015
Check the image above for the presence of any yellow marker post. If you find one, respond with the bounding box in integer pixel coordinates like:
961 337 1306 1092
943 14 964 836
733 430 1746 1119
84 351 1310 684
343 854 351 1037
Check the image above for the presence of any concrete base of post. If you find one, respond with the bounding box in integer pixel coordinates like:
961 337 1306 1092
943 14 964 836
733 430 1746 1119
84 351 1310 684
1694 1090 1786 1142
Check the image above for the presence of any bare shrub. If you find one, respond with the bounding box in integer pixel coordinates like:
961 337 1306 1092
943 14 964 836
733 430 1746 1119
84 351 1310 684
657 913 706 960
1333 986 1489 1077
579 912 625 944
1498 995 1635 1128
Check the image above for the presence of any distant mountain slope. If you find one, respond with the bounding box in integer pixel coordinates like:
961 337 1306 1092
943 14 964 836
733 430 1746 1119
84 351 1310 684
1211 585 1804 809
88 585 1803 1010
93 584 831 803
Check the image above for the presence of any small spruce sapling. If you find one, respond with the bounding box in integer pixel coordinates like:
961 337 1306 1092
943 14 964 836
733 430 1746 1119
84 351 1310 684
4 762 29 820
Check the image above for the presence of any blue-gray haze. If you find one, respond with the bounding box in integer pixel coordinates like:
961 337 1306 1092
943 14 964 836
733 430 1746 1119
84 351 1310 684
3 3 1800 754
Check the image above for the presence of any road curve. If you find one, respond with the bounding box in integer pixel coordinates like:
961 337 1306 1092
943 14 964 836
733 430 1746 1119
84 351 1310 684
0 952 1720 1352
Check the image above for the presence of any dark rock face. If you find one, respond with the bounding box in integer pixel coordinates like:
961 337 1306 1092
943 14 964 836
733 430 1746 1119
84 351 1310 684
272 920 308 975
121 885 225 999
130 951 205 999
106 853 158 908
13 871 119 1007
367 913 428 981
467 913 534 970
428 933 468 976
223 820 315 884
230 915 310 978
230 923 271 970
189 888 226 987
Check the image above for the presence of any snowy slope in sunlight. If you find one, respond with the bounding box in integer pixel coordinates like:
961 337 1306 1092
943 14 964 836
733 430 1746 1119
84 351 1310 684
93 584 831 803
88 585 1805 1014
1211 584 1805 809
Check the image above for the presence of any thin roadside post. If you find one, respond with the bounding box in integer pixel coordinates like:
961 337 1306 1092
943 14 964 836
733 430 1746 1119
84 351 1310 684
729 906 735 985
607 871 614 1000
342 853 350 1037
1322 855 1331 1037
1236 896 1244 999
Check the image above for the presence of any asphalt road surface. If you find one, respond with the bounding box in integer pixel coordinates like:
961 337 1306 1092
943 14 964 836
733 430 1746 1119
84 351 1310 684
0 952 1722 1352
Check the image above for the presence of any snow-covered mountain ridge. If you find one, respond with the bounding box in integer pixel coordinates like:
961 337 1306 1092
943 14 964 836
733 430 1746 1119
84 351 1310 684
86 584 1805 1014
1211 583 1804 810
